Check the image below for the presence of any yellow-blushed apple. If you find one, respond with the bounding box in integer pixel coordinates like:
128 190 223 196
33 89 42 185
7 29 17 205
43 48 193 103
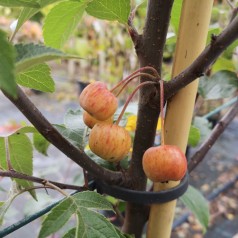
83 111 113 129
79 82 118 121
142 145 187 182
89 123 131 162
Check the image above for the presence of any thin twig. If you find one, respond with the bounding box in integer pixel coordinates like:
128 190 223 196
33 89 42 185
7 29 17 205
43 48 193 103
0 169 89 191
115 73 158 97
115 81 158 125
226 0 234 9
188 97 238 172
43 181 69 197
127 7 140 44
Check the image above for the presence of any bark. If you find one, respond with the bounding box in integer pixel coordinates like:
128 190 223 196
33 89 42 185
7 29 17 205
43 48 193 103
122 1 174 237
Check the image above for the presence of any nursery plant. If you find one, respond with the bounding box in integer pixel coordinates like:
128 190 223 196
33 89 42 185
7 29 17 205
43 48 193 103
0 0 238 238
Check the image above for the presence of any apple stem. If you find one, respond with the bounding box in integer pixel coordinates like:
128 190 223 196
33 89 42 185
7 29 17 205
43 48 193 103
160 80 165 146
115 72 157 97
110 66 159 93
115 81 158 125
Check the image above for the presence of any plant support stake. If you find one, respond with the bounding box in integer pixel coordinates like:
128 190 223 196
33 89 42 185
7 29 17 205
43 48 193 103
146 1 214 237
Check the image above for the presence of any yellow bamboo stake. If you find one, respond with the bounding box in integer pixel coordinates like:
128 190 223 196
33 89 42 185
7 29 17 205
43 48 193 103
146 1 214 237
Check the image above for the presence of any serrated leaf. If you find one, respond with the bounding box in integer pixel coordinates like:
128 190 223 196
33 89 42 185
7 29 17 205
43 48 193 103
72 191 113 210
0 30 17 97
33 132 50 156
180 185 210 232
0 0 40 7
16 63 55 92
54 124 85 150
54 109 86 149
86 0 131 24
39 197 76 238
188 126 200 147
43 1 87 49
77 208 120 238
7 125 50 156
39 191 114 238
8 134 35 197
64 109 85 130
12 0 64 38
0 133 36 199
15 43 78 73
64 221 132 238
199 70 238 100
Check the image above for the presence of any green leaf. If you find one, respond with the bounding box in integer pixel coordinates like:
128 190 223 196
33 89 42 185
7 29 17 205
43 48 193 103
199 70 238 100
12 0 64 38
39 197 76 238
16 63 55 92
170 0 182 33
43 1 87 49
0 30 17 97
85 148 115 170
54 109 86 149
0 0 40 7
76 208 120 238
86 0 131 24
39 191 115 238
193 117 211 142
180 185 210 232
115 227 134 238
62 228 76 238
15 43 78 73
33 132 50 156
206 26 221 44
64 221 133 238
188 126 201 147
72 191 113 210
6 125 50 156
212 57 236 73
0 133 36 199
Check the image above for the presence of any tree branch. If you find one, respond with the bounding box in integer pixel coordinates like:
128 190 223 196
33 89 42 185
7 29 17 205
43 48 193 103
129 0 174 190
123 1 174 237
2 86 124 186
188 97 238 172
127 7 140 45
165 15 238 99
0 169 88 191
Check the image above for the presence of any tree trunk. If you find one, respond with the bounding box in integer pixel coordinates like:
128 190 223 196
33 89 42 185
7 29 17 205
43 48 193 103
122 1 174 237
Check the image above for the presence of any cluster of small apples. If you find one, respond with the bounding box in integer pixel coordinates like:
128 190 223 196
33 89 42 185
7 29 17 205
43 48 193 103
79 81 131 162
79 69 187 183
